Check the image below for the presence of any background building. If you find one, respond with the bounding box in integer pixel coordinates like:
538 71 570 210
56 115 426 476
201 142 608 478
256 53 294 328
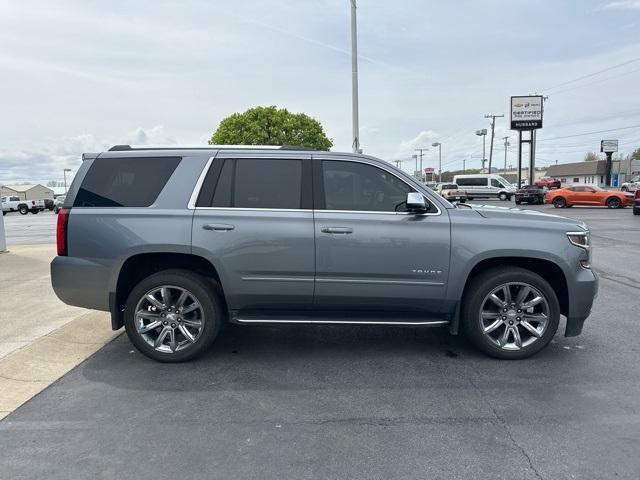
0 184 55 200
546 161 608 187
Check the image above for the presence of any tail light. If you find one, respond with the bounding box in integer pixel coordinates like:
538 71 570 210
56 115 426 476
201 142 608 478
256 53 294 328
56 208 70 256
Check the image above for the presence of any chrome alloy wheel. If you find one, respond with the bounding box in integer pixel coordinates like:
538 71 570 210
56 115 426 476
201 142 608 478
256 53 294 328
479 282 550 351
134 285 204 354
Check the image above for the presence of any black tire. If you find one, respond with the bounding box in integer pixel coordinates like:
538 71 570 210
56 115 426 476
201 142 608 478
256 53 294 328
621 186 628 192
2 210 6 216
515 200 521 205
498 192 508 201
634 206 640 216
606 197 621 209
19 205 29 215
467 197 474 201
30 208 39 214
552 197 566 208
461 267 560 360
124 269 223 362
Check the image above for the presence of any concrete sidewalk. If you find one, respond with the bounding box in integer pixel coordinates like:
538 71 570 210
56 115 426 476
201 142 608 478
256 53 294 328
0 245 119 419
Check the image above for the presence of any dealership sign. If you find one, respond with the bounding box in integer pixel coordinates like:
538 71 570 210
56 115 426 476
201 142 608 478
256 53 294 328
424 167 434 173
511 95 543 130
600 139 618 153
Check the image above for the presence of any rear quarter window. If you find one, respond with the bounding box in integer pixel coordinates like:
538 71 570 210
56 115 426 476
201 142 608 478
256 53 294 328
74 156 181 207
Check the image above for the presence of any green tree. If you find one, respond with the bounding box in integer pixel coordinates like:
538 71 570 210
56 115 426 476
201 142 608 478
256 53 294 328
630 148 640 161
209 106 333 150
584 152 599 162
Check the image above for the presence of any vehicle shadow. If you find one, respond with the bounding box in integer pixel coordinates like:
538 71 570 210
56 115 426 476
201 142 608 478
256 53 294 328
79 320 572 394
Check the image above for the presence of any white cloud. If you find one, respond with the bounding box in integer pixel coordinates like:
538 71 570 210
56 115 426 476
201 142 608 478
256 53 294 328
599 1 640 10
0 126 176 185
396 130 439 158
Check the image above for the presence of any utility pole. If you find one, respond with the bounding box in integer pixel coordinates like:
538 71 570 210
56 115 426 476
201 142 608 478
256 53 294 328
463 159 466 173
412 154 418 180
350 0 361 153
415 148 428 182
484 114 504 171
502 136 510 173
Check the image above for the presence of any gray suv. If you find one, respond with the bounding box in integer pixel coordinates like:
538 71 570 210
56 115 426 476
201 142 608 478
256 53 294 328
51 146 598 362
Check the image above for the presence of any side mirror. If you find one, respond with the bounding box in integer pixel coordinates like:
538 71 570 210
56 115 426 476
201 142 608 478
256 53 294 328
406 192 427 212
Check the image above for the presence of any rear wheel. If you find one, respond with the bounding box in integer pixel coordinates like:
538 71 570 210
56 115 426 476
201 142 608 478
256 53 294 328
552 197 566 208
19 205 29 215
498 192 508 201
462 267 560 359
606 197 621 209
124 270 222 362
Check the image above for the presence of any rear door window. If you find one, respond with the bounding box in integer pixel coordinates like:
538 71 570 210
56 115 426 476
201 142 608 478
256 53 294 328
203 158 304 209
74 157 181 207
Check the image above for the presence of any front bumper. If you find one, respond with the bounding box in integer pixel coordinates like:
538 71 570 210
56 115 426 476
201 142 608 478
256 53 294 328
565 267 598 337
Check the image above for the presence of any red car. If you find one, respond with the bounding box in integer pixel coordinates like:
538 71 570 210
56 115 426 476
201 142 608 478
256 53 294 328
535 177 561 189
545 185 634 208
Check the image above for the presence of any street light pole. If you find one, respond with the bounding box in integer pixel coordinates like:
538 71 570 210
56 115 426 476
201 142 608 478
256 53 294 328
350 0 360 154
63 169 72 194
502 136 510 174
475 129 487 170
432 142 442 182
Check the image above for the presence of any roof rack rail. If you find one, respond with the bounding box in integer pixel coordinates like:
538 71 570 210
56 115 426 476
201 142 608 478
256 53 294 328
107 144 317 152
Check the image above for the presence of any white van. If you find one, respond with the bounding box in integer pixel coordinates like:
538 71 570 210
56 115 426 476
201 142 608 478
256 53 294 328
452 174 516 201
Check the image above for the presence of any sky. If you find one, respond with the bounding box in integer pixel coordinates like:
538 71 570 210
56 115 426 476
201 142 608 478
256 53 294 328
1 0 639 184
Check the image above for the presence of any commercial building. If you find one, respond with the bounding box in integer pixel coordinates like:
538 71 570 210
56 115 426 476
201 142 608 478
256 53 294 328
0 184 55 200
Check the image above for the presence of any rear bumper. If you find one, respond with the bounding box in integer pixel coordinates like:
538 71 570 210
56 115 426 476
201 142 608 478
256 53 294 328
51 256 111 311
565 267 598 337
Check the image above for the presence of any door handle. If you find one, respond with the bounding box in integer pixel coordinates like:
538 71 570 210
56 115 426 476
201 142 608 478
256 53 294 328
203 223 235 231
321 227 353 234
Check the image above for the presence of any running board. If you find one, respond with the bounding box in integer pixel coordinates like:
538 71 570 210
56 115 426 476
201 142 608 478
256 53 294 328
230 311 449 327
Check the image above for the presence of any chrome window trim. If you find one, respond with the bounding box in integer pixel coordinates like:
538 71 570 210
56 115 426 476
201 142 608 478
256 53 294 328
187 156 215 210
188 154 443 216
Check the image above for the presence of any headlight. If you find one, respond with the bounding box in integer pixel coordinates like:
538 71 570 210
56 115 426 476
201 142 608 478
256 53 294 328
567 231 590 249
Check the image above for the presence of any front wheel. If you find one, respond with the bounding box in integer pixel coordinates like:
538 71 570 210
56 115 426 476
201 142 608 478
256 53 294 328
462 267 560 359
19 205 29 215
124 270 222 362
606 197 621 209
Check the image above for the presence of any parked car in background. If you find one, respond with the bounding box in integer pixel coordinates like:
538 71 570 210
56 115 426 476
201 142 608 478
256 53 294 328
621 176 639 193
51 145 597 362
452 174 516 201
44 199 55 211
634 189 640 215
515 185 545 205
436 183 467 202
53 195 66 214
535 177 561 189
545 185 634 208
1 196 44 215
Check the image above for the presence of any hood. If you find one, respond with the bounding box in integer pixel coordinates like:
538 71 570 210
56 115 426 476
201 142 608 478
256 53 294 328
457 203 586 227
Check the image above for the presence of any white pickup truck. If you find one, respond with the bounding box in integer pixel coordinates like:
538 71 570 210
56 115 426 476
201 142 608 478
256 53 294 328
620 176 639 193
1 196 45 215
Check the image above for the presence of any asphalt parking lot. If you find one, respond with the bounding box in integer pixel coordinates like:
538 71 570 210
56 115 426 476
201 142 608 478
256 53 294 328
1 202 639 479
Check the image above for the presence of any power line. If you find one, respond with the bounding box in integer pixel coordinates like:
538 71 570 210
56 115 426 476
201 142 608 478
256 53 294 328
537 124 640 142
541 56 640 92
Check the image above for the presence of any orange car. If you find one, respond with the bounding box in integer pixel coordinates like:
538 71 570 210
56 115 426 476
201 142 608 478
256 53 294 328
545 185 634 208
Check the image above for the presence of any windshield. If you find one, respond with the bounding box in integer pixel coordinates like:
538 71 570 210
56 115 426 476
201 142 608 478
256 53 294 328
495 176 512 187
